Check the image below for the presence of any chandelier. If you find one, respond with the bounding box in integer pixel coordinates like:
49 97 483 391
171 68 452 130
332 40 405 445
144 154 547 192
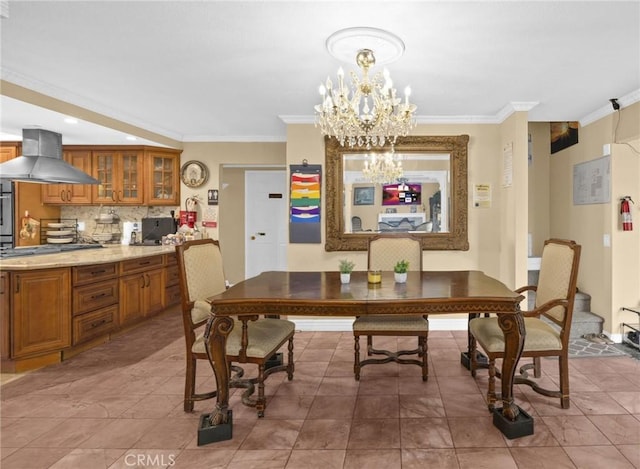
314 48 417 149
362 146 403 184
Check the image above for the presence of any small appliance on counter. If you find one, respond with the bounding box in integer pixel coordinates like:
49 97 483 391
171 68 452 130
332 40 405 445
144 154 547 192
122 221 140 245
141 217 176 245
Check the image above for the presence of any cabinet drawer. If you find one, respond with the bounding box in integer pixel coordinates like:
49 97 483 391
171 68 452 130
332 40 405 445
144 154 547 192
165 284 182 306
120 255 163 274
165 253 177 266
73 305 118 345
73 279 119 316
73 263 118 286
165 265 179 287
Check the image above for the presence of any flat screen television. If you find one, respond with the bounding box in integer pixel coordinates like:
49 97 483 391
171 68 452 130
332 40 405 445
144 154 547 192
382 183 421 206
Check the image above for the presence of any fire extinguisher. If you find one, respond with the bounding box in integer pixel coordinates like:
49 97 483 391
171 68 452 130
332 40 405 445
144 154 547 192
620 196 634 231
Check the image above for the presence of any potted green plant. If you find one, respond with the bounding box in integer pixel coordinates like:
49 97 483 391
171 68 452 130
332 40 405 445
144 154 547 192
394 259 409 283
339 259 355 284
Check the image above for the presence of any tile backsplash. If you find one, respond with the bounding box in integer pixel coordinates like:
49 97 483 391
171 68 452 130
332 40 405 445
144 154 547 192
61 205 179 244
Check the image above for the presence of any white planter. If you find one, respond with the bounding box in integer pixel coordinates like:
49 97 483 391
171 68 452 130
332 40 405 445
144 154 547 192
394 272 407 283
340 273 351 284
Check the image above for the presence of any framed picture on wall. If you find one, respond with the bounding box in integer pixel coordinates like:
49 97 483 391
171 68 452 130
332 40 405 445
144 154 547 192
353 186 375 205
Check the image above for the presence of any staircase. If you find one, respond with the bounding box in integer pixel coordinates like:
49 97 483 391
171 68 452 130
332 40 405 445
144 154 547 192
530 290 604 339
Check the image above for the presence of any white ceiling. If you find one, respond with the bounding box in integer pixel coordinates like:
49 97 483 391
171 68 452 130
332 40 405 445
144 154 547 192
1 1 639 147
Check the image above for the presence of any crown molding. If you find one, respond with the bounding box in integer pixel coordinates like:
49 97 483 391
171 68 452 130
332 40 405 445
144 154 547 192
579 88 640 127
181 135 286 143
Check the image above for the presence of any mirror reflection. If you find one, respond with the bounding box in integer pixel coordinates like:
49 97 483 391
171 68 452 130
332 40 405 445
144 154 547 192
344 152 450 234
325 135 469 251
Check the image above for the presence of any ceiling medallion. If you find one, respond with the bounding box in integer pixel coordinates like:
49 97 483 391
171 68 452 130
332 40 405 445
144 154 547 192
314 27 417 149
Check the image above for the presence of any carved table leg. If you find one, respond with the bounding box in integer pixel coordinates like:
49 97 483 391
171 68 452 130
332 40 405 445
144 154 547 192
197 314 234 446
493 310 534 439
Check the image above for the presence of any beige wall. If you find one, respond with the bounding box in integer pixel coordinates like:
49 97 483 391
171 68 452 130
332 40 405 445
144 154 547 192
283 122 526 288
548 102 640 334
179 142 286 284
527 122 551 257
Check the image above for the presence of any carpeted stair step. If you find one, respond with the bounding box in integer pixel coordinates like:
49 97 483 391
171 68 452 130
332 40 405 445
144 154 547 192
532 290 603 339
570 310 604 339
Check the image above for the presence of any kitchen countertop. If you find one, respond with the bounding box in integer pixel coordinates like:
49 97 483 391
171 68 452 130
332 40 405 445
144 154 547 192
0 244 178 270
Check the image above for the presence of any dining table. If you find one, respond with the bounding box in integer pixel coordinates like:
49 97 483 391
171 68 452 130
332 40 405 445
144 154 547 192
201 270 531 444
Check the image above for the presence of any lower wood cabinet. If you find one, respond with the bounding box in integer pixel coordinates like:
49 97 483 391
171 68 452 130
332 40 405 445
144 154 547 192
119 255 165 326
164 253 181 307
73 305 118 344
3 252 177 370
11 268 71 358
1 272 11 360
72 263 119 345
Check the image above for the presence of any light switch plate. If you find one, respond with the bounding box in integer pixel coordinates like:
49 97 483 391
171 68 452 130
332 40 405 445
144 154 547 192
603 233 610 247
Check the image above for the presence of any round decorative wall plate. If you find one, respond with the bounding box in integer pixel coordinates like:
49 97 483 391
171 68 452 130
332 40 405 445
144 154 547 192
181 160 209 188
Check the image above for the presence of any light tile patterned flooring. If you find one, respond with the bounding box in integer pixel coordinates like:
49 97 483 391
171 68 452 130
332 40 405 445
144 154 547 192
1 308 639 469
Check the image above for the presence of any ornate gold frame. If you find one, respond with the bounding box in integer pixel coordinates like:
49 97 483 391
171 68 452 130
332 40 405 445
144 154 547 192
325 135 469 251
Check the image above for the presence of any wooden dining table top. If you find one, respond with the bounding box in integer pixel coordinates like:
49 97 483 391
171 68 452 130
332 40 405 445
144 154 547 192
207 270 524 316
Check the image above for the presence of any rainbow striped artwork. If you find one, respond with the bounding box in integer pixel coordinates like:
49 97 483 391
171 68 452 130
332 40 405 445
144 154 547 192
289 165 322 243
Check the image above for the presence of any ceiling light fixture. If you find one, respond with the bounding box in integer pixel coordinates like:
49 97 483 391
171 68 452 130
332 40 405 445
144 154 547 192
314 28 417 149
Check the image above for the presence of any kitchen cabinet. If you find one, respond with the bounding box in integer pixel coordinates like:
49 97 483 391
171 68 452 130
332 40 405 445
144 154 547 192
42 150 93 204
146 149 181 205
72 262 119 345
119 255 165 326
0 272 10 360
93 149 144 205
0 142 20 162
11 268 71 358
164 253 181 307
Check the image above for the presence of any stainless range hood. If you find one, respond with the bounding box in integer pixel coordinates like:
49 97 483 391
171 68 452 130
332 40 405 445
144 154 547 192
0 129 100 184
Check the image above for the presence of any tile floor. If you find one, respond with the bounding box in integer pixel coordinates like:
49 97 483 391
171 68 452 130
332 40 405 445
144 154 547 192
1 308 639 469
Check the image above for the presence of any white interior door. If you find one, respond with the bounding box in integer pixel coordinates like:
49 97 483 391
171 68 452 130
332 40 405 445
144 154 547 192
245 170 287 279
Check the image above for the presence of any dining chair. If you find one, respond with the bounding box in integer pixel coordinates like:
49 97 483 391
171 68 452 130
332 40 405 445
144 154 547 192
175 238 295 417
351 216 363 232
469 238 581 409
353 234 429 380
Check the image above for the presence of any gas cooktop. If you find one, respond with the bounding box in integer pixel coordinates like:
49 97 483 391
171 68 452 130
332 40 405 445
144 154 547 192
0 244 103 259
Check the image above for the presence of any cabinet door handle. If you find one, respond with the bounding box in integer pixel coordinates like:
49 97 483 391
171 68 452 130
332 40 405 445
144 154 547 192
145 273 151 288
111 191 116 202
90 293 107 300
139 275 145 288
90 319 107 328
60 190 66 202
91 269 107 275
119 190 123 201
15 275 19 293
67 189 72 201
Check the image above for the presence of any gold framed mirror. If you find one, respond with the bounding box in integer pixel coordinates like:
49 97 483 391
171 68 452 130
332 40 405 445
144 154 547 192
325 135 469 251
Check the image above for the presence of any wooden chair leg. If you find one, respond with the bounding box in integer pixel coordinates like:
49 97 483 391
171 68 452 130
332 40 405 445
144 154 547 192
184 357 196 412
533 356 542 378
354 334 361 381
256 363 266 418
559 354 570 409
420 336 429 381
287 337 294 381
487 358 497 411
367 335 373 356
469 336 477 377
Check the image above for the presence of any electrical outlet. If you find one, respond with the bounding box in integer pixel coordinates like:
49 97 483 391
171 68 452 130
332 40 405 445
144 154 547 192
77 221 85 231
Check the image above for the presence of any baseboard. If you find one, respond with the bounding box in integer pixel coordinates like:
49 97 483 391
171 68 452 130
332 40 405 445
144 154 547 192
291 317 469 332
